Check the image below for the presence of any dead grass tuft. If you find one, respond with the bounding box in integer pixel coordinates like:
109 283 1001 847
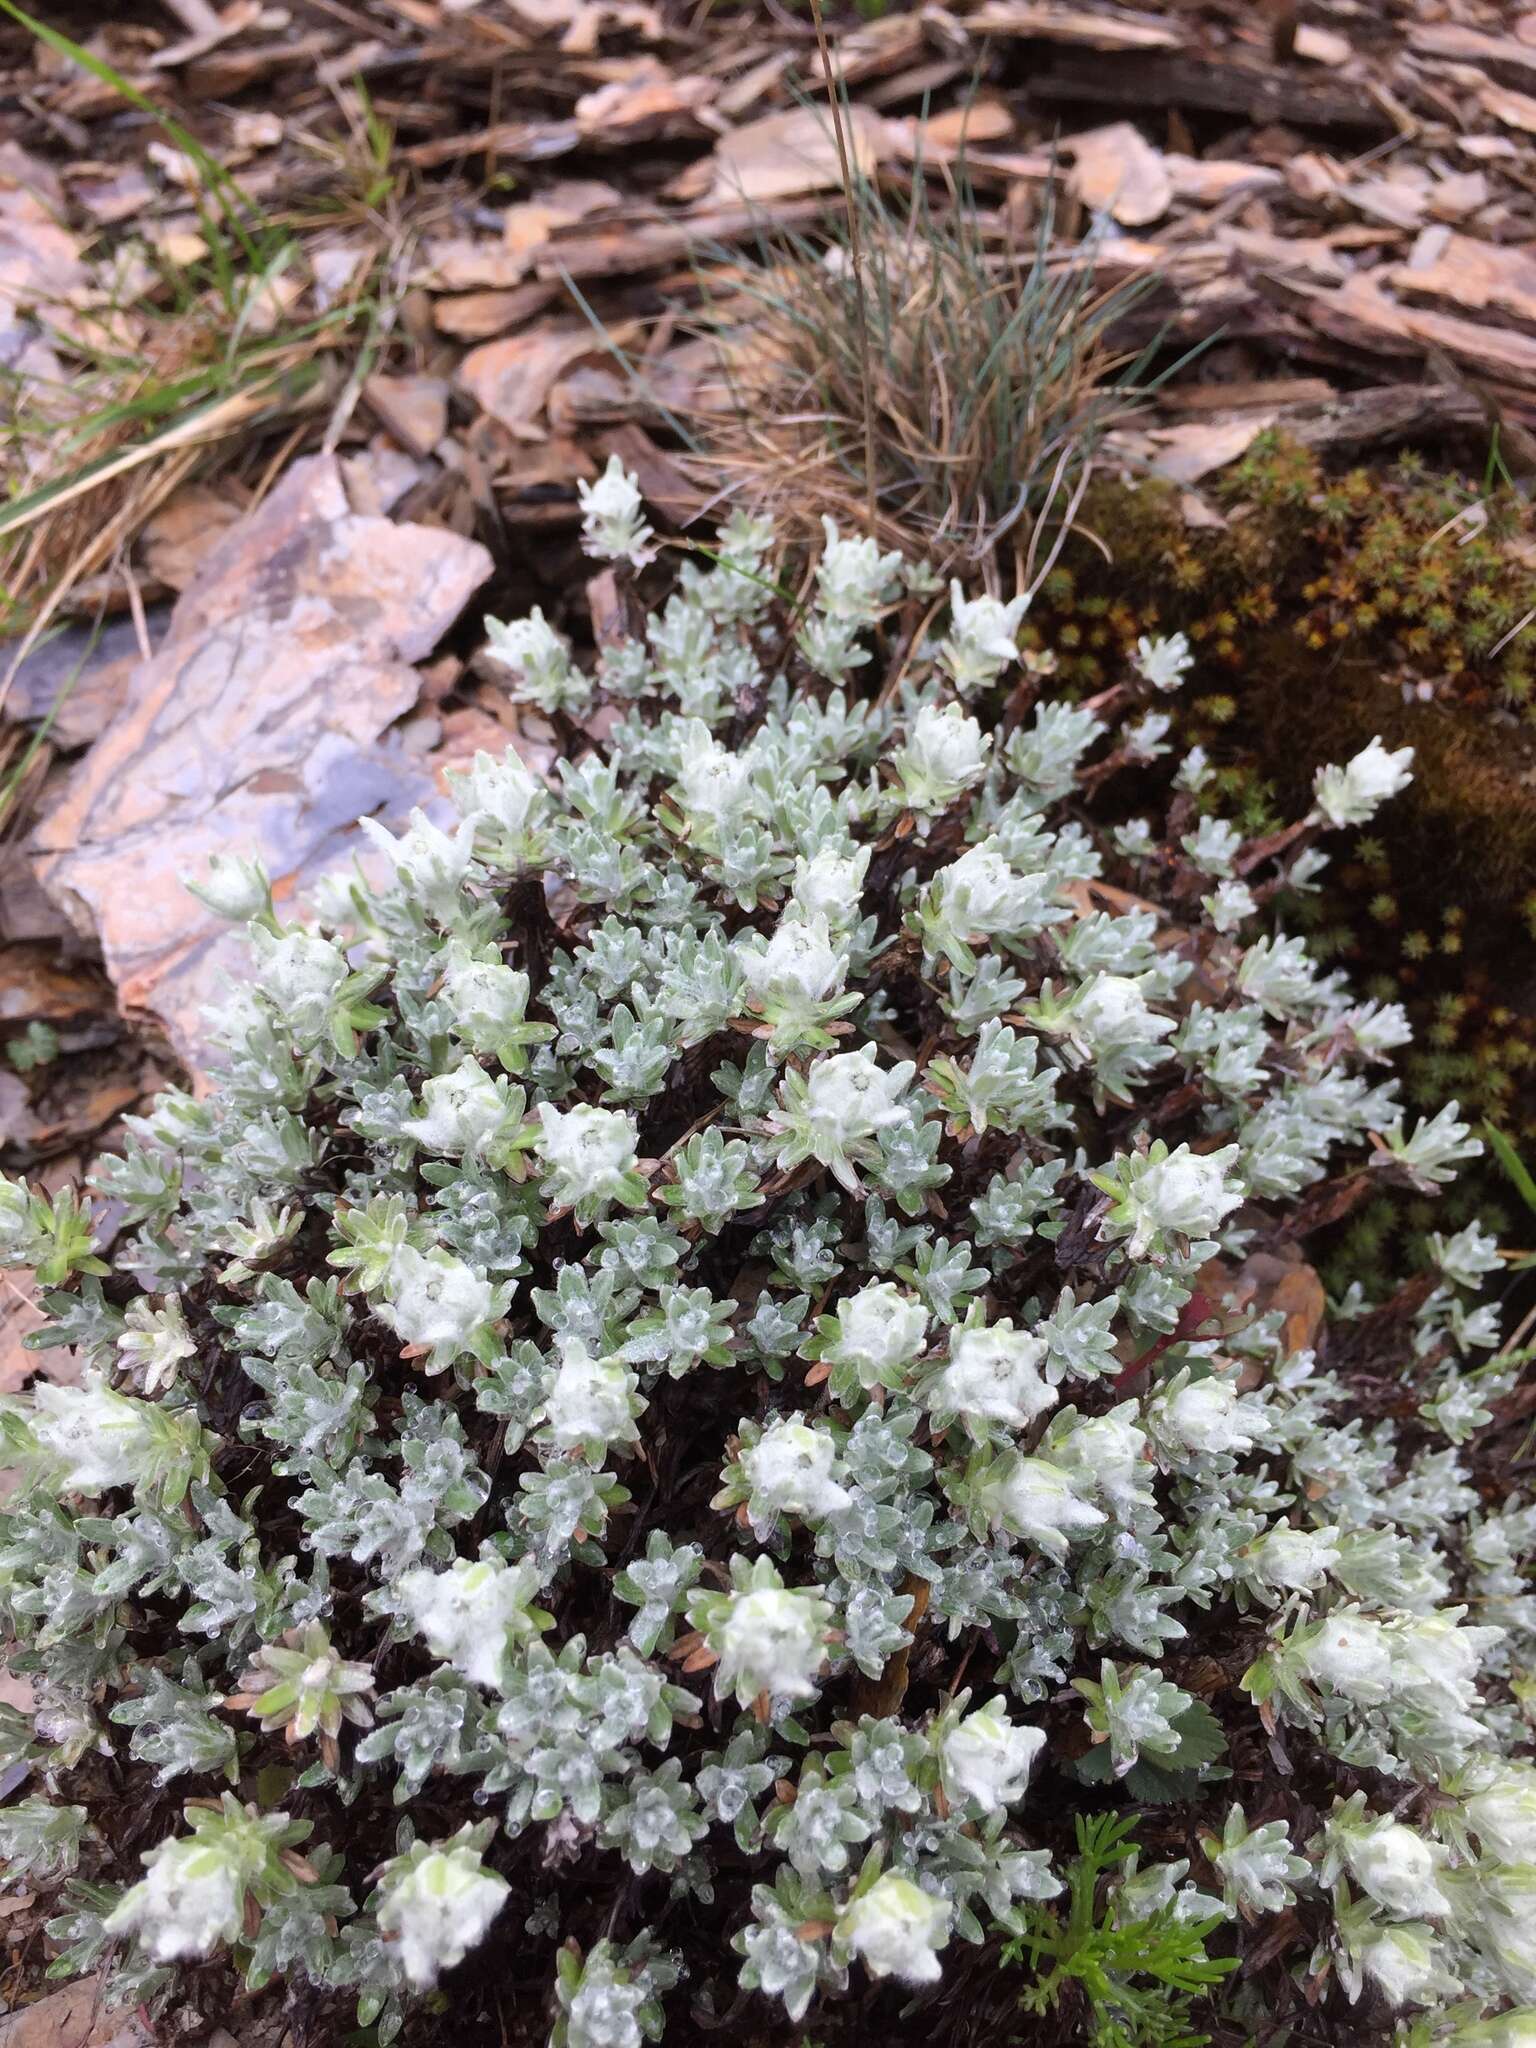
691 166 1172 586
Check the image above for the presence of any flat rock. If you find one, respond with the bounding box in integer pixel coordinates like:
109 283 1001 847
0 613 166 750
32 455 491 1070
0 1978 154 2048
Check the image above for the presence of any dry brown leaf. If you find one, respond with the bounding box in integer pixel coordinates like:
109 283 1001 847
1065 122 1171 227
706 104 892 205
1137 414 1277 485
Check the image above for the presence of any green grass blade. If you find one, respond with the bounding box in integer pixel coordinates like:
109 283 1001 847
1485 1121 1536 1219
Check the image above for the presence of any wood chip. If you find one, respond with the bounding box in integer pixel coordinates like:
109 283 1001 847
1309 274 1536 385
1429 171 1490 222
967 3 1181 52
1065 121 1172 226
1164 153 1282 204
364 374 450 459
1294 23 1350 67
706 104 892 204
1410 22 1536 86
432 281 561 341
1481 81 1536 134
1394 230 1536 331
457 325 604 435
1341 177 1426 231
574 69 717 143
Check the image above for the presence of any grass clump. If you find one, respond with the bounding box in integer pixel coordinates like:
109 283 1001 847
697 165 1166 580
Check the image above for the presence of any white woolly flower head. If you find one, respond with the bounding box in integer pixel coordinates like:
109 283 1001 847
1152 1372 1264 1458
446 747 544 840
1465 1764 1536 1864
186 852 271 923
103 1800 296 1965
400 1057 508 1159
1244 1522 1340 1593
835 1872 952 1986
485 607 576 695
1355 1922 1457 2008
983 1453 1106 1560
376 1829 509 1988
789 844 870 927
1298 1611 1394 1704
742 1419 850 1523
814 517 902 623
1342 1817 1451 1919
928 1321 1057 1434
536 1102 641 1209
105 1833 244 1962
741 915 846 1010
941 581 1029 692
397 1554 548 1691
378 1244 503 1363
940 1697 1046 1813
802 1046 910 1147
357 808 476 922
1073 973 1173 1049
251 926 349 1041
935 840 1038 936
1095 1141 1244 1259
1312 736 1414 829
1133 631 1194 692
31 1376 155 1494
896 701 991 813
694 1564 835 1707
578 455 655 568
1137 1145 1243 1241
441 950 533 1054
817 1280 929 1392
1054 1406 1150 1514
541 1336 642 1456
673 717 756 833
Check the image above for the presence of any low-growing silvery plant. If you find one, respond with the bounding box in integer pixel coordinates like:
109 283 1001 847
0 474 1530 2047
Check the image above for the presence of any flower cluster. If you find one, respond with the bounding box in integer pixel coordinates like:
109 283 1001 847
0 479 1523 2048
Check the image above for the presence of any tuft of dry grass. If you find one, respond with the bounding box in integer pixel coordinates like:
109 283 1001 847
691 163 1173 589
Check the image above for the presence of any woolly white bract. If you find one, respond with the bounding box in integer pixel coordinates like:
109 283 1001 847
0 480 1522 2046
